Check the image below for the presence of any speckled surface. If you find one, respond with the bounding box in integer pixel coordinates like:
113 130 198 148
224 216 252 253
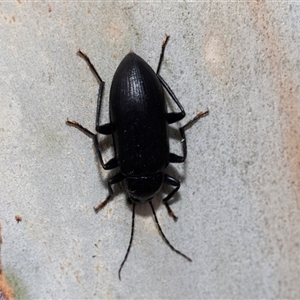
1 2 300 299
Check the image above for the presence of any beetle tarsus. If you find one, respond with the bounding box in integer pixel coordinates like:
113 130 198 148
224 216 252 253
156 34 170 75
93 197 110 213
162 34 170 48
77 49 86 58
164 203 178 222
182 109 209 131
66 119 95 138
77 49 104 85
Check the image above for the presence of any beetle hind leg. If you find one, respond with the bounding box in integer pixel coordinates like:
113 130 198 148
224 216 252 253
162 174 181 222
94 172 125 213
164 202 178 222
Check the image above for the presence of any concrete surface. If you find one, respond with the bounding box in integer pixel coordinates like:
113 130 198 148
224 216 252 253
1 2 300 299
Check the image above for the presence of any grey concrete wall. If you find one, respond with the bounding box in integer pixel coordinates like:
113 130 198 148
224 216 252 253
1 2 300 299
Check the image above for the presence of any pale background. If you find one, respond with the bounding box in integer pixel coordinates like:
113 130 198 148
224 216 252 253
1 1 300 299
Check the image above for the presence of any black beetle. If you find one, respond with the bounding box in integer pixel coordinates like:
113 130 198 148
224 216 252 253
67 36 208 279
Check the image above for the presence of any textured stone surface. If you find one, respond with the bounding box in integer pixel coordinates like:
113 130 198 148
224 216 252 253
1 2 300 298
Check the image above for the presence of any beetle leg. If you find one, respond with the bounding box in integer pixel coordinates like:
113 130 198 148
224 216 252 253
181 110 209 131
95 83 111 133
157 74 186 124
76 50 109 135
66 119 94 138
96 123 112 135
66 119 118 170
77 50 104 85
162 174 181 221
169 125 187 163
92 133 118 170
156 36 186 124
94 172 125 213
156 34 170 75
169 110 209 164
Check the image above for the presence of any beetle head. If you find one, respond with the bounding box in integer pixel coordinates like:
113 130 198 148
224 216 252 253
125 173 164 203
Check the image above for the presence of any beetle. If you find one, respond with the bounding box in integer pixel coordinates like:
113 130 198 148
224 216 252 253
66 35 208 279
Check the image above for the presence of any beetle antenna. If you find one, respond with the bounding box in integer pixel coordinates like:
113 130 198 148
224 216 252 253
156 34 170 75
118 202 136 280
149 201 192 262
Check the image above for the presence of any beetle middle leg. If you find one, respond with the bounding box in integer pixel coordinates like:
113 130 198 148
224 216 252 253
66 119 118 170
169 110 209 164
161 77 209 163
67 118 122 211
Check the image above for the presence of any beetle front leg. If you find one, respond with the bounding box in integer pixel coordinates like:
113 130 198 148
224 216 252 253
162 174 181 222
156 34 170 75
76 50 110 134
158 74 186 124
94 172 125 213
155 36 186 124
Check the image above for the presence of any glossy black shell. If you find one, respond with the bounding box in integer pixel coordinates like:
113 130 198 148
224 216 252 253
109 53 169 176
